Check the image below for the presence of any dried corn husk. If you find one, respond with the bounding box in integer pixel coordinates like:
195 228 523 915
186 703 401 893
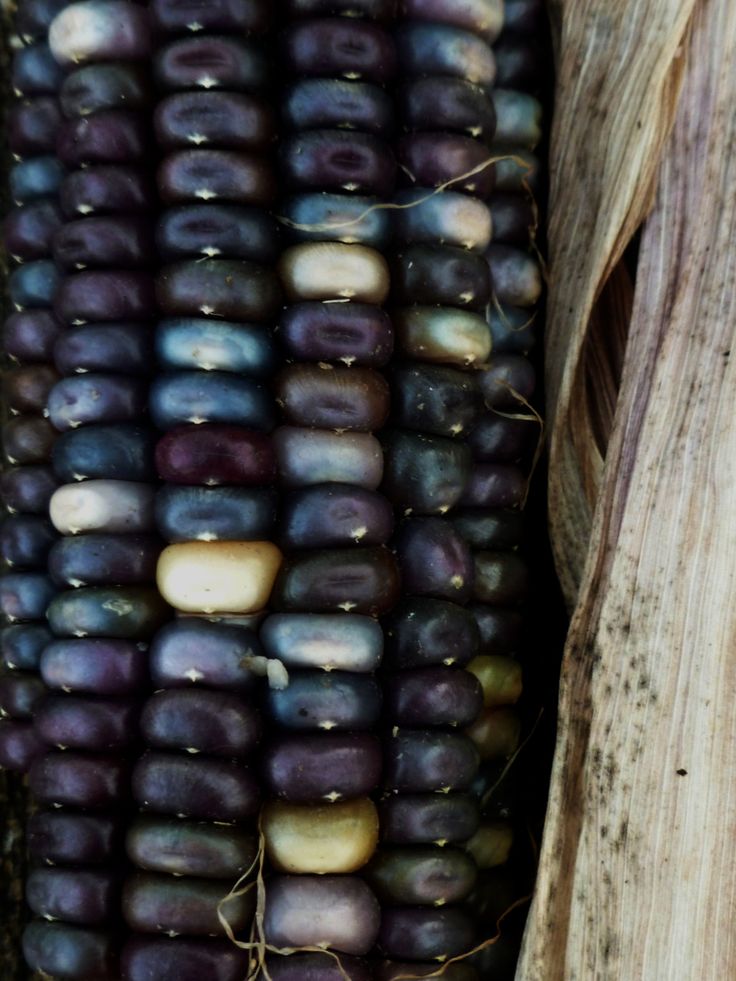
545 0 695 605
520 0 736 976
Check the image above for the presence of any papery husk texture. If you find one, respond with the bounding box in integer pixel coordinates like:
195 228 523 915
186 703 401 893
519 0 736 977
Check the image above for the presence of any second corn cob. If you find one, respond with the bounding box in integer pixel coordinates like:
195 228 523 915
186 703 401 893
122 1 278 977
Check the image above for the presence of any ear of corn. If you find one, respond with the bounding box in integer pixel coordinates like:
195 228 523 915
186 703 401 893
0 0 546 977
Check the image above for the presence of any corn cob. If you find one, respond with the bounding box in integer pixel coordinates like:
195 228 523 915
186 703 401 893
462 6 546 975
0 0 549 976
121 3 279 978
354 4 503 977
462 40 543 793
20 4 168 977
255 4 399 977
0 0 66 772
